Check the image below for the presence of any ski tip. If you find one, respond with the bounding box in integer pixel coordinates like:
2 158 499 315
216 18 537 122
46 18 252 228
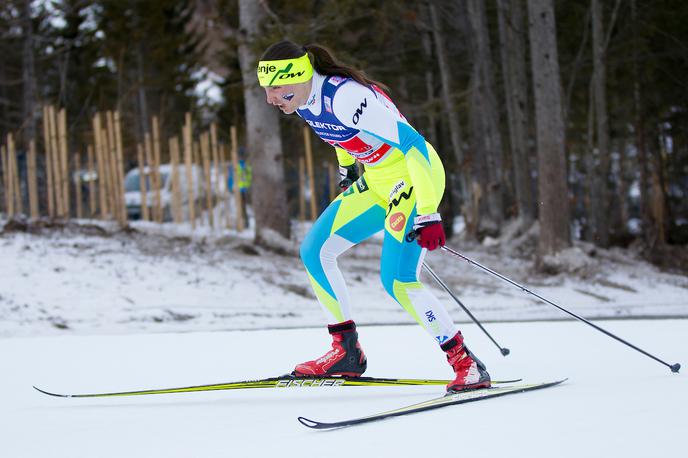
33 386 69 398
297 416 321 429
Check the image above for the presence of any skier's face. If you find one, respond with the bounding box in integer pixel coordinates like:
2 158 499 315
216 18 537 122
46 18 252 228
264 80 312 114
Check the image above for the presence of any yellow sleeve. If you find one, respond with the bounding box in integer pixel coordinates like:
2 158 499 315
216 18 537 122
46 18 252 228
335 147 355 167
405 141 443 215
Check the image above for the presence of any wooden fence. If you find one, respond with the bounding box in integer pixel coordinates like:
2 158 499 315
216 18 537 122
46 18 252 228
1 109 335 230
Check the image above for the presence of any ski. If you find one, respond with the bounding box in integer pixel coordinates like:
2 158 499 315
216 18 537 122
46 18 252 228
33 374 522 399
298 379 566 429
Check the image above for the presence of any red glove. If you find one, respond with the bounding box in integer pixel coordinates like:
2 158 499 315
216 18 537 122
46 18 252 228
413 213 446 251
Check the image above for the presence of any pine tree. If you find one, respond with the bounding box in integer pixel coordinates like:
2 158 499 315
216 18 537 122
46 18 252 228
94 0 203 147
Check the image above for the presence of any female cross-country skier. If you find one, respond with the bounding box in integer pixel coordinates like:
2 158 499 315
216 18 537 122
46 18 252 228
257 40 490 392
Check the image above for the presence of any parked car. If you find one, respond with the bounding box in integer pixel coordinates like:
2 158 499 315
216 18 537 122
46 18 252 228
124 164 204 221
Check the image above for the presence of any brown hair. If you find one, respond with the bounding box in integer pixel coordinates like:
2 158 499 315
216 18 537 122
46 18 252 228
261 40 390 93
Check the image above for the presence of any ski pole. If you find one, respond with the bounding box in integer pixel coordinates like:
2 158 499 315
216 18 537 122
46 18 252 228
438 243 681 373
423 262 510 356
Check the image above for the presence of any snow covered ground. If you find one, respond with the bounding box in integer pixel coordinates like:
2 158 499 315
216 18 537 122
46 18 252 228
1 219 687 337
2 321 685 458
0 219 686 457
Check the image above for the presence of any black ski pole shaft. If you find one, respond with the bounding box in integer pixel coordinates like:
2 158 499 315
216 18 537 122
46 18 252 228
423 262 510 356
439 245 681 373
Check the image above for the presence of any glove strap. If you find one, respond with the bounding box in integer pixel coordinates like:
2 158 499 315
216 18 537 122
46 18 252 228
413 213 442 230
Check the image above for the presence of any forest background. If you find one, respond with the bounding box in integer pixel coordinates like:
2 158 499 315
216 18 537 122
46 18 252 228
1 0 687 272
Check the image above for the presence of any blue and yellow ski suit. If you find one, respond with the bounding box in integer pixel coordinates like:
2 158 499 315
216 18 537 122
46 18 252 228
297 71 458 345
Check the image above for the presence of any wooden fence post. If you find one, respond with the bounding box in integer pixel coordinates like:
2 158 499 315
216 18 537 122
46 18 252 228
87 144 96 218
220 143 232 229
74 152 82 219
114 111 127 226
151 116 163 223
1 144 10 218
183 113 195 229
58 108 69 217
92 114 107 219
105 111 122 224
8 133 23 216
169 136 182 224
200 132 214 228
42 106 55 218
144 132 155 222
193 140 203 226
210 123 221 225
104 112 115 221
136 143 149 221
28 139 39 219
230 126 244 231
49 106 63 217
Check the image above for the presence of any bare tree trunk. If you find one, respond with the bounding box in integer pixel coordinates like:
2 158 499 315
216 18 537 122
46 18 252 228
136 44 149 139
237 0 290 243
583 79 595 242
59 48 70 108
418 5 455 238
467 0 505 236
564 8 591 127
420 25 438 146
426 1 472 234
527 0 571 262
0 56 7 133
467 68 490 232
117 48 125 115
616 137 630 232
630 0 652 247
497 0 534 230
21 0 37 146
650 133 669 246
590 0 611 247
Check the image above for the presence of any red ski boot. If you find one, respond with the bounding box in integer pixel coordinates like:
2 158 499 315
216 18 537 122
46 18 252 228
293 320 367 377
441 331 491 393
